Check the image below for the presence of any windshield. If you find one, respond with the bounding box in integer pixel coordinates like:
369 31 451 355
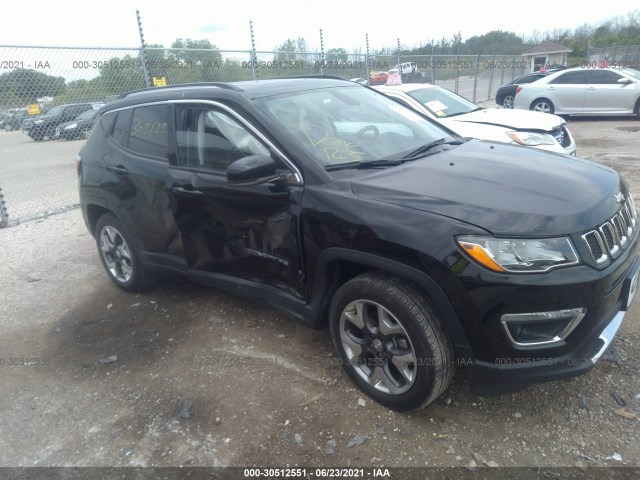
621 68 640 80
406 87 479 118
257 86 455 167
76 109 96 121
44 106 65 117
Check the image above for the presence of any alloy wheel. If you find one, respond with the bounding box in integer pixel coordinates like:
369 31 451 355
533 101 552 114
99 225 133 283
503 95 514 109
339 299 417 395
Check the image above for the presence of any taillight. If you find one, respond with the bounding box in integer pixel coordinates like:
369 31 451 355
76 154 82 173
515 86 523 95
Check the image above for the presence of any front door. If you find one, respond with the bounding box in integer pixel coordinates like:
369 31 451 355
584 70 635 113
168 103 304 297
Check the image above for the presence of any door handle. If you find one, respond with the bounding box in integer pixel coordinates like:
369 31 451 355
172 186 205 195
546 87 555 90
107 165 128 175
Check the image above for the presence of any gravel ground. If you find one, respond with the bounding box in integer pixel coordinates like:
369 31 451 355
0 117 639 473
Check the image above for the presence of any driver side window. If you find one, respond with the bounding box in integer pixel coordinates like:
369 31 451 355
175 107 270 171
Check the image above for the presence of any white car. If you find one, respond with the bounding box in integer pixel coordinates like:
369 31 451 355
375 84 576 156
513 67 640 116
393 62 417 75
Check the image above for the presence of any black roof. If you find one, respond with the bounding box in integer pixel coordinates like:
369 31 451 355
230 77 355 98
104 78 357 113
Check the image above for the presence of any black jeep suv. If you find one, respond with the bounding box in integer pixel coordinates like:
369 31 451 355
25 103 94 141
78 78 639 411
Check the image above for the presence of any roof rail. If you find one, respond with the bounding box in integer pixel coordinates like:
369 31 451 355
117 82 242 99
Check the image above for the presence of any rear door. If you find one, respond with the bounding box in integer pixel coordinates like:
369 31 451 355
100 104 184 269
546 70 590 113
167 102 304 297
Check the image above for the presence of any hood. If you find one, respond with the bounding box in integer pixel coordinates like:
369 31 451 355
351 140 622 236
448 108 563 131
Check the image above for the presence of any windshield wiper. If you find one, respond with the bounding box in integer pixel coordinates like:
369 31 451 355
401 138 463 159
325 139 465 171
356 159 407 169
325 159 406 171
446 107 483 118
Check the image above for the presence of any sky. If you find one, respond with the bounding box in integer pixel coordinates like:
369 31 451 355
1 0 639 52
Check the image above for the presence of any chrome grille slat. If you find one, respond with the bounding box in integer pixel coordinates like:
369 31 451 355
613 214 628 246
582 196 637 264
582 231 607 264
599 223 619 257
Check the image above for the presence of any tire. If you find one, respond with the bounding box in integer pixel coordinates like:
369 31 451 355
329 271 455 411
635 98 640 118
530 98 554 114
502 94 515 109
94 213 157 292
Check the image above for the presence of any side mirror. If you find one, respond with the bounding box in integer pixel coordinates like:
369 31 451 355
227 154 283 187
617 78 632 85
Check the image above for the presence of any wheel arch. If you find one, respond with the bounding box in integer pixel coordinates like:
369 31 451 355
529 97 554 113
84 201 111 238
304 247 471 351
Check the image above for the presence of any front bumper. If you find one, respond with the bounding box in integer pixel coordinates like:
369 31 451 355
463 249 639 395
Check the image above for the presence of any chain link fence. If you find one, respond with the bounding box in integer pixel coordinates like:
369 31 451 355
0 44 531 226
588 44 640 65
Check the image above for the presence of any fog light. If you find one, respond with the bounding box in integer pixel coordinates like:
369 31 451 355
501 308 586 347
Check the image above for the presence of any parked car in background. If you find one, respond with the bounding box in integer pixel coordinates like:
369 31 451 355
1 109 29 131
494 67 568 109
369 71 389 85
375 83 576 155
513 67 640 116
393 62 416 76
55 108 99 140
78 78 638 411
391 62 428 83
495 72 548 108
23 103 94 141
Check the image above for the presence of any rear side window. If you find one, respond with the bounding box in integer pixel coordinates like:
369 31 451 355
111 110 132 146
99 112 117 135
128 105 169 159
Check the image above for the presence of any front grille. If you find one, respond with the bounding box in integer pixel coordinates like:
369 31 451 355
582 195 637 264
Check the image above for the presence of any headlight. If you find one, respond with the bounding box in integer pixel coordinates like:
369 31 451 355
457 236 580 273
64 123 77 130
33 119 44 125
506 131 556 146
